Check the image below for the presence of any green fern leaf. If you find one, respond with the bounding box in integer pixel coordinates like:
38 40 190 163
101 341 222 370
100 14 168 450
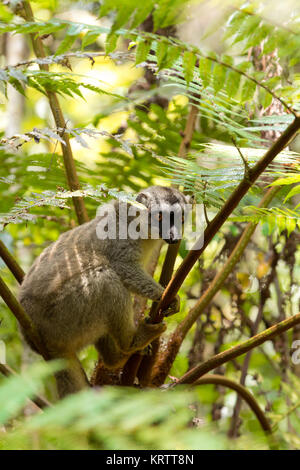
212 64 226 93
182 50 196 85
106 33 118 54
81 30 100 50
241 79 256 103
156 40 169 70
55 24 85 56
135 39 152 65
199 57 212 88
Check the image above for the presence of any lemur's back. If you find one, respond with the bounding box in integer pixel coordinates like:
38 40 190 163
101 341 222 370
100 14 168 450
20 219 98 299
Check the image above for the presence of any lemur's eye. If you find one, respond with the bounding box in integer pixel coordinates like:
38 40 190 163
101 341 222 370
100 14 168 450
155 212 163 222
182 215 185 223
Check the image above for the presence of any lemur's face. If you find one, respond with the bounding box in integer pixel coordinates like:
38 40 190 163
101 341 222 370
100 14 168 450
136 186 193 244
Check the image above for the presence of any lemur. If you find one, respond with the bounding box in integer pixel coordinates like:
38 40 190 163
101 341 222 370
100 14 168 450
19 186 191 397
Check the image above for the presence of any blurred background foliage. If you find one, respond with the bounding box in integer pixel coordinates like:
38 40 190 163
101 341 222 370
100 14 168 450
0 0 300 450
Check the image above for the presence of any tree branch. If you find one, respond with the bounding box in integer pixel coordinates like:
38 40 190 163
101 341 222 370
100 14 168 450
179 186 279 338
0 240 25 284
21 1 89 225
188 374 271 433
0 275 48 360
132 31 295 116
175 312 300 384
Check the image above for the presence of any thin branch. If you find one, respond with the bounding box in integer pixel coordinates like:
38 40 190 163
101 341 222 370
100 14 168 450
0 363 51 409
231 137 250 181
202 181 210 226
20 1 89 225
0 275 48 360
1 51 134 70
0 240 25 283
271 398 300 432
175 312 300 384
189 374 271 433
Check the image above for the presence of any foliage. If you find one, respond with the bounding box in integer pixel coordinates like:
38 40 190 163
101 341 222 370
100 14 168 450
0 362 228 450
0 0 300 450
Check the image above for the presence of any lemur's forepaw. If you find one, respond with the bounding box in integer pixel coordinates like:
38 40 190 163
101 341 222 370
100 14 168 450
162 294 180 317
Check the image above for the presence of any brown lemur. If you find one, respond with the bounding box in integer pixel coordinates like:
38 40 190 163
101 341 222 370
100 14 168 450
19 186 191 397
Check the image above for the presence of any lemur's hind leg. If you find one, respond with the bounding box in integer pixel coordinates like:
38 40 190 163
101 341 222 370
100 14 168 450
95 335 129 369
130 319 166 352
108 311 167 355
49 352 90 398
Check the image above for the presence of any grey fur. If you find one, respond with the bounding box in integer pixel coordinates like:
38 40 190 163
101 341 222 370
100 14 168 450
19 186 189 397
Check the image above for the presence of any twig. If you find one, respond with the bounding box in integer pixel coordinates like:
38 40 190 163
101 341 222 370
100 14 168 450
202 181 210 226
0 240 25 283
0 275 48 360
204 55 295 116
175 312 300 384
130 31 295 116
271 398 300 432
2 51 134 70
190 374 271 433
231 137 250 181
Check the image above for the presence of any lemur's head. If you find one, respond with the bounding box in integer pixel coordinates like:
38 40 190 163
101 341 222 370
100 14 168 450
136 185 194 244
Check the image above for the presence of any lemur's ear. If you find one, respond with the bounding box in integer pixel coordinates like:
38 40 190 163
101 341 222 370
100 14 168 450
136 192 150 208
186 194 196 206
